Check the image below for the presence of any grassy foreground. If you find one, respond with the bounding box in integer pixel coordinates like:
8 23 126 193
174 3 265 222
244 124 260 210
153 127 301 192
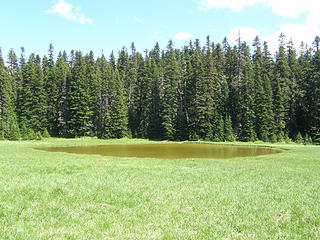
0 139 319 239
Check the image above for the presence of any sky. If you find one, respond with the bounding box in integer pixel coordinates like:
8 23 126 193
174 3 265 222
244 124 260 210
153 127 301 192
1 0 320 60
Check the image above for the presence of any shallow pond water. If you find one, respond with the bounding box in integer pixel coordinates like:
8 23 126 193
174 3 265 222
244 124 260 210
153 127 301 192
35 143 282 159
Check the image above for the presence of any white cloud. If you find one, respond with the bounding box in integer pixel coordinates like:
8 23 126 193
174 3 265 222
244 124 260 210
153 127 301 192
263 24 320 53
202 0 320 53
199 0 265 12
173 32 192 41
226 26 260 44
133 16 143 23
226 24 319 53
199 0 320 26
45 0 93 24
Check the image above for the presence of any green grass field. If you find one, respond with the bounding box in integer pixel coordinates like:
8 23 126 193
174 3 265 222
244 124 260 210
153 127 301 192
0 139 319 239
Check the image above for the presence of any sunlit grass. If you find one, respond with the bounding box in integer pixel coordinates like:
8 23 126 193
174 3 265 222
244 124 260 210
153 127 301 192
0 139 319 239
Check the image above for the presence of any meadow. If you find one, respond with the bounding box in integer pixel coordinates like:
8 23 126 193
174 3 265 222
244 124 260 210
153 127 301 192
0 138 319 239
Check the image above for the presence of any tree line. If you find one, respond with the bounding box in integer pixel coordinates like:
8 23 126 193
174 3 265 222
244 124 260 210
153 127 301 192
0 34 319 143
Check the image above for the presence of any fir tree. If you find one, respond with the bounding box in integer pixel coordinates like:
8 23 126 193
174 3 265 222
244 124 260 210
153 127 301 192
240 44 257 142
0 49 20 140
67 51 93 137
54 52 70 136
104 68 128 138
18 55 47 134
224 115 234 141
273 33 291 137
160 40 180 140
253 37 273 141
147 44 163 139
309 37 320 143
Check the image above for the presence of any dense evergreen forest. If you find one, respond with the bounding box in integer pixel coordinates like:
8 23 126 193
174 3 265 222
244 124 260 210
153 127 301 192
0 34 319 143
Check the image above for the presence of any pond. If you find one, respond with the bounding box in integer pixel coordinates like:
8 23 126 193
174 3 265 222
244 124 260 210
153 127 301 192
35 143 282 159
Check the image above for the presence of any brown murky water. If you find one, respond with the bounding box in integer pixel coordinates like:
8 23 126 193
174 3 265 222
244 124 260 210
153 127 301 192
35 143 282 159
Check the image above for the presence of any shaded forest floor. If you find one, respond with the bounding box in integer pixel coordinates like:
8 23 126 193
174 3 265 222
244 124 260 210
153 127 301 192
0 138 319 239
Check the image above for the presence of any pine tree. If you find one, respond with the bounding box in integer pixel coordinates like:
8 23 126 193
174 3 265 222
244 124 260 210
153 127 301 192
160 40 180 140
287 40 299 137
185 42 198 140
273 33 291 138
252 37 274 141
199 36 215 140
96 54 109 138
96 54 128 139
104 68 128 138
147 43 162 139
212 43 230 141
224 115 234 141
240 44 257 141
192 41 207 139
262 41 276 140
53 52 70 136
225 42 242 137
309 37 320 143
44 43 58 136
85 51 100 135
7 49 19 107
18 55 47 135
67 51 93 137
0 48 20 140
296 42 312 137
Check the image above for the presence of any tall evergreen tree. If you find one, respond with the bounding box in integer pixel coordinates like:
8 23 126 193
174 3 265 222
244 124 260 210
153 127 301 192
17 55 46 136
287 40 299 137
0 49 20 140
252 37 275 141
309 37 320 143
104 67 128 138
240 44 257 141
147 43 162 139
273 33 291 140
85 51 100 135
160 40 180 140
67 51 93 137
54 52 70 136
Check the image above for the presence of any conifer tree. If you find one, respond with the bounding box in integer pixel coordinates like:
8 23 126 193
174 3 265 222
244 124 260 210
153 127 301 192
287 40 299 137
192 41 207 139
225 42 241 136
198 36 215 140
262 41 276 140
147 44 162 139
95 54 109 138
137 54 153 138
7 49 19 107
175 47 188 140
240 44 257 141
252 37 274 141
224 115 234 141
296 43 312 136
85 51 100 135
54 52 70 136
67 51 93 137
274 33 291 138
44 43 58 135
18 55 47 135
160 40 180 140
185 42 198 140
212 43 229 141
104 68 128 138
0 49 20 140
309 37 320 143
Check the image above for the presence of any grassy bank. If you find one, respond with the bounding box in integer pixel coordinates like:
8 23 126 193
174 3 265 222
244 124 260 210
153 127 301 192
0 139 319 239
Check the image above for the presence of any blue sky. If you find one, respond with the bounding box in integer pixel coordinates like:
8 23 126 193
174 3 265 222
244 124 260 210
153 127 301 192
1 0 319 59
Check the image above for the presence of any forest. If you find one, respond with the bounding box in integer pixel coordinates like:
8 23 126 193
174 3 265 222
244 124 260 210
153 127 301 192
0 34 319 143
